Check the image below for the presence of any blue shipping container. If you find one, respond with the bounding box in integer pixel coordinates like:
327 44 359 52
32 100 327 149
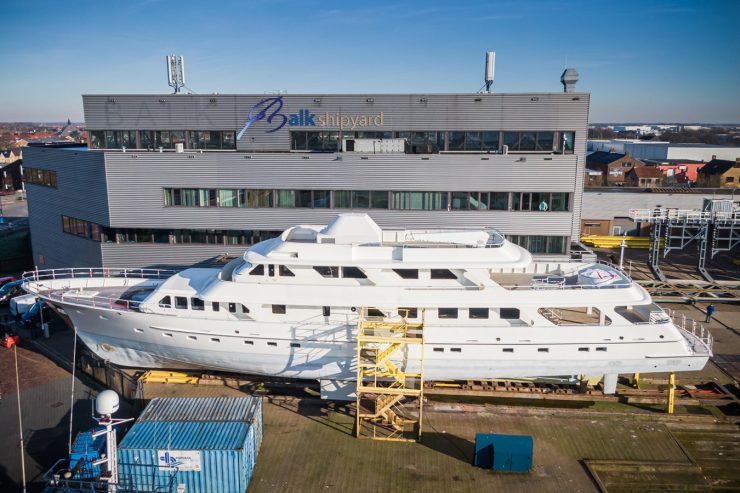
473 433 533 472
118 397 263 493
137 397 263 455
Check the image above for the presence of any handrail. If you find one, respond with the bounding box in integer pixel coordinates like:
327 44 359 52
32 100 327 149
662 308 713 355
630 208 739 223
22 267 177 282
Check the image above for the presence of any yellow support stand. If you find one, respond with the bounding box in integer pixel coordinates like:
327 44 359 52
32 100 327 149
355 307 424 442
667 373 676 414
632 373 641 389
139 370 200 384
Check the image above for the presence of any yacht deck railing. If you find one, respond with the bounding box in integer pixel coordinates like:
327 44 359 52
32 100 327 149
23 267 177 282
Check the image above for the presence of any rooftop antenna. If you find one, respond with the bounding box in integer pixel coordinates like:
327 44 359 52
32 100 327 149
166 55 186 94
484 51 495 93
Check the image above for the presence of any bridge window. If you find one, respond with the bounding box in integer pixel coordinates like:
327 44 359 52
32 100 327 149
191 298 204 311
500 308 520 319
212 302 220 312
398 307 418 318
314 266 339 278
174 297 188 310
279 265 295 277
469 308 489 319
250 264 265 276
393 269 418 279
158 296 172 308
272 304 286 314
438 308 458 319
431 269 457 280
342 266 367 279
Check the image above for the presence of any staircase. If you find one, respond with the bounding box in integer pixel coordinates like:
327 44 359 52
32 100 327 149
355 308 425 442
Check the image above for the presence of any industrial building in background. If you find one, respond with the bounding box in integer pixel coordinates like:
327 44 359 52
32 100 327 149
23 55 589 269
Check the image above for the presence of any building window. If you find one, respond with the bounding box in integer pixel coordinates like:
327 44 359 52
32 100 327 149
508 235 567 254
25 168 57 188
334 190 389 209
503 131 555 152
291 131 339 151
512 192 570 212
276 190 331 208
391 191 447 210
561 131 575 154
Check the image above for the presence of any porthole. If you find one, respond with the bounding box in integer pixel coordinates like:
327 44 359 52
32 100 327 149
578 347 589 352
244 340 254 345
433 347 444 352
290 343 301 348
267 342 277 347
596 347 607 352
451 348 462 353
163 333 173 338
210 338 220 343
134 328 143 333
538 348 549 353
503 348 514 353
187 336 196 341
659 335 664 339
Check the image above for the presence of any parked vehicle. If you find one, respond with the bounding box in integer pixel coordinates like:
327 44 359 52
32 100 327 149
0 279 24 305
0 276 17 288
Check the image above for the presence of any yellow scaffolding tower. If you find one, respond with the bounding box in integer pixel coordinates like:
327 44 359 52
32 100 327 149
355 307 425 442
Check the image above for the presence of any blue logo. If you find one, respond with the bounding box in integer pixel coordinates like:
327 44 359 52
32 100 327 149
237 97 288 139
159 452 182 468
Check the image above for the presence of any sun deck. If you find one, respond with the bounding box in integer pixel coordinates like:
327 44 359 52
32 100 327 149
491 261 632 290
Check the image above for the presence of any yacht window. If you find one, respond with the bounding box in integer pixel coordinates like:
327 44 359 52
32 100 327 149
268 264 275 277
212 302 220 312
433 348 444 352
367 308 385 318
323 306 330 317
272 304 287 314
249 264 265 276
579 347 589 352
393 269 419 279
244 340 254 345
279 265 295 277
451 348 462 352
314 266 339 278
469 308 489 319
596 347 607 352
267 341 278 347
431 269 457 280
228 302 237 313
342 266 367 279
290 342 301 348
398 307 418 318
503 348 514 353
175 296 188 309
240 304 249 314
158 296 172 308
538 348 549 352
191 298 204 311
500 308 520 319
438 308 458 319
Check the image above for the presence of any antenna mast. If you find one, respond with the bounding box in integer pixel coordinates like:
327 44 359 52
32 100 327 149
484 51 495 93
166 55 186 94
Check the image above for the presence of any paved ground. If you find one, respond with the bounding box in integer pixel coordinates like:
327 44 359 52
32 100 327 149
0 191 27 220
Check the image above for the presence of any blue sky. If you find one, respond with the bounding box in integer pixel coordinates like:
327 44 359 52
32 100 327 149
1 0 738 123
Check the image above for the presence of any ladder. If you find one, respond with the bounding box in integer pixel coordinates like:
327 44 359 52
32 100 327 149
355 307 425 442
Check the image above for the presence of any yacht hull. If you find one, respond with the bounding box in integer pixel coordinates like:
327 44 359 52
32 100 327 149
59 302 709 381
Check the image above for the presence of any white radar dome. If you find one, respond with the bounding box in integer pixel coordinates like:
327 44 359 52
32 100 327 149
96 390 120 416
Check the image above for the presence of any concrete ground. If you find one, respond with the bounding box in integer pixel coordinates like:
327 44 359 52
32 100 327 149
0 191 28 220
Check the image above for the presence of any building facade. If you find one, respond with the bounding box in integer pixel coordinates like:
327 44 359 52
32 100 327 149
586 151 644 186
24 91 590 269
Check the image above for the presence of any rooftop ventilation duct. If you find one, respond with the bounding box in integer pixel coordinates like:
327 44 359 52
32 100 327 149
560 68 579 93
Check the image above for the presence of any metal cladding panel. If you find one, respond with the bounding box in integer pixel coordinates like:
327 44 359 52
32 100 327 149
138 396 262 423
119 420 248 450
23 147 106 268
581 191 709 221
117 426 255 493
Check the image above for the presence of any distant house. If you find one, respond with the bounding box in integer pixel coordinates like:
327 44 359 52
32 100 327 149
625 166 665 188
584 168 604 187
585 151 644 186
643 158 705 185
0 148 22 164
696 158 740 188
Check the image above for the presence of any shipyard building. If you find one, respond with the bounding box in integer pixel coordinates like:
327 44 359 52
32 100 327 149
24 82 589 268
